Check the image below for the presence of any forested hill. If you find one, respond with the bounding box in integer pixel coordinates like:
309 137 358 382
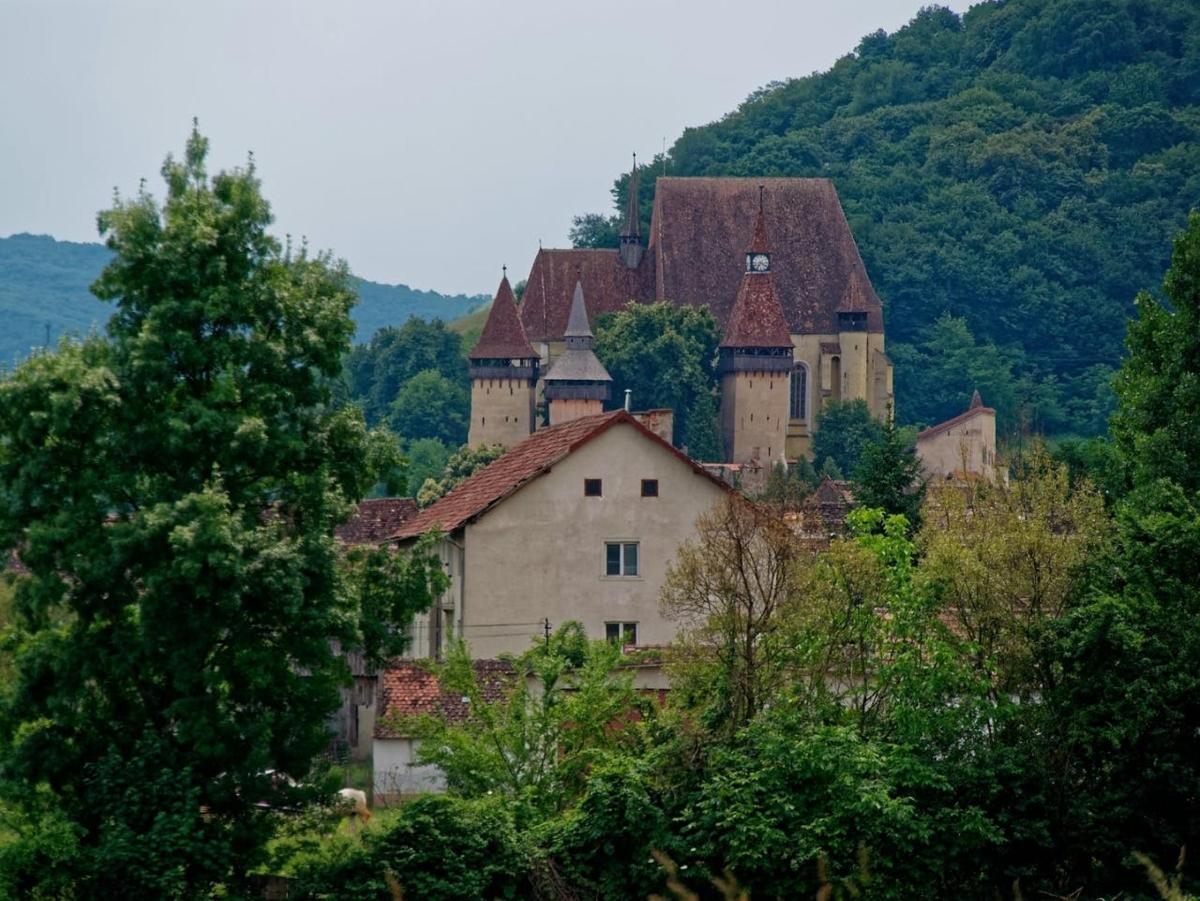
0 233 487 367
576 0 1200 436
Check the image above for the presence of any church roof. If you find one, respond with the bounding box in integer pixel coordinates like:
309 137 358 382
519 248 654 343
389 411 728 541
469 274 536 360
720 203 793 349
544 281 612 382
563 281 594 338
651 178 883 334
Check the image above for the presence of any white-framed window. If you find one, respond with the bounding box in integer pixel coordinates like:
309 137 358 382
604 541 639 577
790 362 809 421
605 622 638 645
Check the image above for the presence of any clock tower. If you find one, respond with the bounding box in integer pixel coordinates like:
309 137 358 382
718 190 794 464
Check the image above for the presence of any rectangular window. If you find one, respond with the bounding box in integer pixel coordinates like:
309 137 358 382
641 479 659 497
604 541 639 577
605 622 638 645
584 478 602 497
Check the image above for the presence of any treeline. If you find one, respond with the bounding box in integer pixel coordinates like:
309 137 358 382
286 213 1200 900
574 0 1200 437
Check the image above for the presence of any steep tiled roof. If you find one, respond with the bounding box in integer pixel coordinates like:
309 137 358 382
469 274 536 360
519 248 654 343
652 177 883 334
334 498 418 546
375 659 516 738
390 411 730 541
916 397 996 441
721 275 794 348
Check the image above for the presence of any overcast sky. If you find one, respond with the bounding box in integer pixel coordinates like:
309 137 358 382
1 0 968 296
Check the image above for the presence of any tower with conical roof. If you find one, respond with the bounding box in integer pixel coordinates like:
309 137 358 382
542 281 612 425
618 154 644 270
718 191 794 464
468 270 540 448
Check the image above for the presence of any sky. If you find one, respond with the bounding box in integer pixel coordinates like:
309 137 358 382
1 0 968 297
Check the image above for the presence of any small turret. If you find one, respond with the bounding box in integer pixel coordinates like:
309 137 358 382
718 189 793 464
542 281 612 425
618 154 644 270
467 270 539 448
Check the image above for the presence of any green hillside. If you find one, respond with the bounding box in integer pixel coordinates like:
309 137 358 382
576 0 1200 435
0 233 486 366
447 299 492 353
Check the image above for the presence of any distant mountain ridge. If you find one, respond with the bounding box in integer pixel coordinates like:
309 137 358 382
0 233 487 366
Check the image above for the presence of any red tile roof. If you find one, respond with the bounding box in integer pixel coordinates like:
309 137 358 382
390 410 730 541
470 274 536 360
375 659 516 737
334 498 419 546
721 274 793 349
519 248 654 343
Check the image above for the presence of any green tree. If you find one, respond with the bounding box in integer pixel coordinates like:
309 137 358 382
852 414 925 527
0 128 445 897
346 316 467 426
388 368 469 446
404 436 451 498
593 301 722 457
1112 210 1200 493
416 442 506 507
812 399 884 477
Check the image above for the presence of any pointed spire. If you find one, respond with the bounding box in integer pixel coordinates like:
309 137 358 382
970 389 983 409
469 270 536 360
619 154 645 269
622 154 641 240
749 184 769 255
564 280 593 339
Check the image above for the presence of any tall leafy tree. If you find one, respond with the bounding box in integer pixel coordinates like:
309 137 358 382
852 415 925 527
388 368 469 446
812 399 885 477
0 128 444 896
593 301 721 459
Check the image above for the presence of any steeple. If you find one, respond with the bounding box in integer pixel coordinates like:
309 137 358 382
618 154 644 270
467 269 540 449
469 270 537 361
543 280 612 425
721 192 793 353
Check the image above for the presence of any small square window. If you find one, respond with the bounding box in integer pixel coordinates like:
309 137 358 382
584 478 602 497
641 479 659 497
605 622 621 642
604 542 639 577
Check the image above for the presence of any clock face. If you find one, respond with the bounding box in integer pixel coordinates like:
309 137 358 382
750 253 770 273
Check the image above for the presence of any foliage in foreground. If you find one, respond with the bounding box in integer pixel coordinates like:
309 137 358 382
0 128 446 898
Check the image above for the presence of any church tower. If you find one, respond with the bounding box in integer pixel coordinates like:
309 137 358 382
618 154 644 270
542 280 612 425
718 191 794 464
467 270 539 448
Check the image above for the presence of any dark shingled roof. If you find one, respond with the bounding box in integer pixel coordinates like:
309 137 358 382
519 248 654 343
334 498 419 546
375 659 516 737
469 274 536 360
544 282 613 383
390 411 729 541
518 177 883 343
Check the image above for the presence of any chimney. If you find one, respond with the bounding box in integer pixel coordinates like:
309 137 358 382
624 389 632 412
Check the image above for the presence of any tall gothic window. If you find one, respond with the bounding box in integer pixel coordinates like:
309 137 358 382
790 363 808 421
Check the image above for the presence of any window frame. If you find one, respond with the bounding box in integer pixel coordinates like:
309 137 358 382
584 478 602 497
603 541 640 578
604 621 639 645
641 478 659 498
790 361 809 422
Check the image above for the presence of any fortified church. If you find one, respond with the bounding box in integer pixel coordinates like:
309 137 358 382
467 168 894 464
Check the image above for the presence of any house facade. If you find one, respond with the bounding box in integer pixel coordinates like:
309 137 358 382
915 390 998 482
388 410 729 659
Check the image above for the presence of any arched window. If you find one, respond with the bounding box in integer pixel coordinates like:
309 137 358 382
790 363 808 421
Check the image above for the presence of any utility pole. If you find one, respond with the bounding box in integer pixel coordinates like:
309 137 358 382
543 617 551 654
